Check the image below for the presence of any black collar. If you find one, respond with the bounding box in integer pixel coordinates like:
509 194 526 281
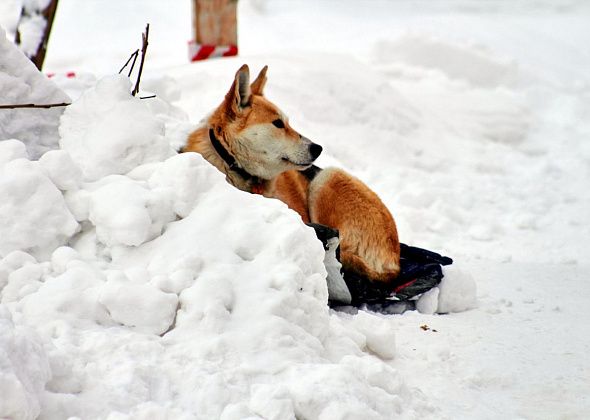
209 128 261 184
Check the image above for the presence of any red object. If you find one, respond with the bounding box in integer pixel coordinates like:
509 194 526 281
223 44 238 57
251 183 265 195
46 71 76 78
393 278 417 294
188 40 238 61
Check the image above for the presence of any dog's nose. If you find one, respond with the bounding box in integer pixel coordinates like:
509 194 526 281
309 143 323 160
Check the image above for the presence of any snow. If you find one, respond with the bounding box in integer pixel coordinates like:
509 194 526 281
15 13 45 58
0 307 50 420
0 26 70 159
0 144 78 260
1 0 590 419
59 75 175 181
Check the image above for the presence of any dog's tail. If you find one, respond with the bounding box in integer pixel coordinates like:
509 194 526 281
340 251 400 284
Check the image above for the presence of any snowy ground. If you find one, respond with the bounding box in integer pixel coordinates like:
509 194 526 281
1 0 590 419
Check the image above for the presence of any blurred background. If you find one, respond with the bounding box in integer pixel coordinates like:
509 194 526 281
1 0 589 87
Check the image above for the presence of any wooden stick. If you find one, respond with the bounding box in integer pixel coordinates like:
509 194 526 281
0 102 71 110
131 24 150 97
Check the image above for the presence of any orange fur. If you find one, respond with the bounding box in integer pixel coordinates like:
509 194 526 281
308 168 400 282
183 65 401 284
266 171 312 223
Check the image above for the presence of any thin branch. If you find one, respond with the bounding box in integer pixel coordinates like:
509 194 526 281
127 51 139 78
131 24 150 96
118 48 139 75
0 102 71 109
139 95 156 100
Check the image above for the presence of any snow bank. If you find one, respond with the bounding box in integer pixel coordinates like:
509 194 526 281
0 26 70 159
1 75 411 419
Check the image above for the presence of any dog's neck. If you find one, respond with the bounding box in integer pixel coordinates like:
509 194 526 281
184 125 266 194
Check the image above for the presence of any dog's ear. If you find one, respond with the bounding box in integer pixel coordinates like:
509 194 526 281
225 64 252 118
250 65 268 96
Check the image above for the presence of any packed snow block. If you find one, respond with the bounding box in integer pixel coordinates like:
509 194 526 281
0 306 51 420
0 26 70 158
437 265 477 313
416 287 440 315
0 154 78 260
59 75 175 182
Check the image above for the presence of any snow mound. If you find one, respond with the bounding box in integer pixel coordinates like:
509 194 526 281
0 76 410 419
59 75 175 181
0 26 70 159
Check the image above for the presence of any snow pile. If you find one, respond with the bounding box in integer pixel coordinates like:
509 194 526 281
0 306 50 420
0 25 70 159
0 140 78 260
1 75 420 419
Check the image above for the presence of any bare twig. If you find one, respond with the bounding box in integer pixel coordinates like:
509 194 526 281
5 25 153 111
127 51 139 78
131 24 150 97
118 48 139 75
0 102 71 109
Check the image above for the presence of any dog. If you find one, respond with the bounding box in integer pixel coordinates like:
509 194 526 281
183 65 400 293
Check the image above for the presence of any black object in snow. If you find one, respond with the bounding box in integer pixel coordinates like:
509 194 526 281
307 223 452 308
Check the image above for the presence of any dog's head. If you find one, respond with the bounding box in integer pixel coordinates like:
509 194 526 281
209 65 322 180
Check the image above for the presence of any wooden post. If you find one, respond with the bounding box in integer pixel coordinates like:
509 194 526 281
190 0 238 61
15 0 59 70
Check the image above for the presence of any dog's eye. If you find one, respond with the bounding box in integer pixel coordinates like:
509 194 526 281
272 119 285 129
